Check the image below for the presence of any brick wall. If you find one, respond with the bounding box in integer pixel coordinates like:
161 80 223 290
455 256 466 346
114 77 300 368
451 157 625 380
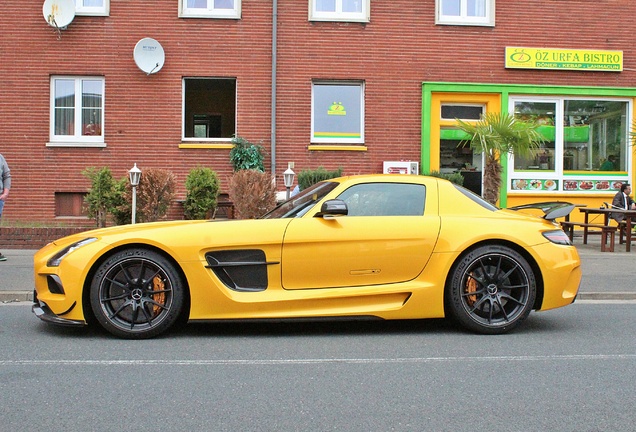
0 227 89 250
2 1 635 224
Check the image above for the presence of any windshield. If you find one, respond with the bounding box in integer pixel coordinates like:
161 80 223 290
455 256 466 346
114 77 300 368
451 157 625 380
261 181 340 219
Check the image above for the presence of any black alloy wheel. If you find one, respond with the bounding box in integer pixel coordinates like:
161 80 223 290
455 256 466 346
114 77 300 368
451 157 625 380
90 248 184 339
447 245 536 334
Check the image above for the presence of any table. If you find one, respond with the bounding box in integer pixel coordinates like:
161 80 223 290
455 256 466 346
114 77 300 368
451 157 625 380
579 207 636 252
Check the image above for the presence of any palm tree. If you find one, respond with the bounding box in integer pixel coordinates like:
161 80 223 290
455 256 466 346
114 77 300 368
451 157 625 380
455 112 545 205
629 122 636 148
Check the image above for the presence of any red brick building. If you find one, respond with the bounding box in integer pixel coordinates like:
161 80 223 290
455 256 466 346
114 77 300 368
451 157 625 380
1 0 635 225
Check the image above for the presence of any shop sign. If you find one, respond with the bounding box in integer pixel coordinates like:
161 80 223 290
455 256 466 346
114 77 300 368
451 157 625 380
505 47 623 72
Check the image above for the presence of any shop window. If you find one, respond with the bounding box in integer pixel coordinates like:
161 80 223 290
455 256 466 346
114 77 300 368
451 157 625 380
183 78 236 141
49 76 104 147
75 0 109 16
309 0 370 22
513 101 557 172
180 0 241 19
55 192 88 217
436 0 495 26
510 97 630 193
311 81 364 144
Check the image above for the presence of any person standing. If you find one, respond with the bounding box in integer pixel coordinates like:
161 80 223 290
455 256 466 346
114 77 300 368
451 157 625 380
0 153 11 261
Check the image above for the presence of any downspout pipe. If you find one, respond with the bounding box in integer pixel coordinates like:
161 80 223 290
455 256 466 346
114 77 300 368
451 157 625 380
271 0 278 179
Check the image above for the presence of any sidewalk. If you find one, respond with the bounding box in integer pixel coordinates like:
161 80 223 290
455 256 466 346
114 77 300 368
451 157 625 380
1 235 634 302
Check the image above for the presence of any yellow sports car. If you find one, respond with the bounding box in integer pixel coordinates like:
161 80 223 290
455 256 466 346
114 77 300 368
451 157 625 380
32 174 581 339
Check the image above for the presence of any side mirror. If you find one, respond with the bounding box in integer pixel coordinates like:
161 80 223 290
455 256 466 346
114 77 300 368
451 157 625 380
315 199 348 218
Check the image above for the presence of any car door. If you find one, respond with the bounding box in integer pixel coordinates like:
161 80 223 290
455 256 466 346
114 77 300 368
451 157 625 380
281 182 440 290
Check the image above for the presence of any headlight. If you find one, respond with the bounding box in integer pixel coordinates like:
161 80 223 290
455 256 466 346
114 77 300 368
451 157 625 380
47 237 98 267
542 230 571 246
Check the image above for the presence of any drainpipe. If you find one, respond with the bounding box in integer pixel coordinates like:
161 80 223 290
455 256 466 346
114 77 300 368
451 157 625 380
271 0 278 178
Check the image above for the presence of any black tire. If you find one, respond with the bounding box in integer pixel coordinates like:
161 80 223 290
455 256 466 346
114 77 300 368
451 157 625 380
89 248 185 339
447 245 536 335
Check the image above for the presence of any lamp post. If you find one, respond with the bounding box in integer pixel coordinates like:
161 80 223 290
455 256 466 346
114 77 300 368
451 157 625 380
283 167 295 200
128 163 142 224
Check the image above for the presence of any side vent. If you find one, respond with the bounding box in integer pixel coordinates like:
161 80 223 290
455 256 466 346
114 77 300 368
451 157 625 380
205 250 278 292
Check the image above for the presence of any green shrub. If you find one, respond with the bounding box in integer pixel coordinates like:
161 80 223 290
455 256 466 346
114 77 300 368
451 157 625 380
110 178 132 225
82 167 119 227
425 170 465 186
229 135 265 172
184 167 220 220
228 170 277 219
297 166 343 190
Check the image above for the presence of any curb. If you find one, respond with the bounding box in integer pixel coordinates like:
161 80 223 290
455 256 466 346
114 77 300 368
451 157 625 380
1 291 33 303
577 292 636 301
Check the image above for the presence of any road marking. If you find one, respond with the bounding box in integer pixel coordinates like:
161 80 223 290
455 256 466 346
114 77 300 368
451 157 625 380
2 354 636 367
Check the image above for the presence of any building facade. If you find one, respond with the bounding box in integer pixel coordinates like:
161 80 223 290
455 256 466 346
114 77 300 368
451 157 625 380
1 0 635 225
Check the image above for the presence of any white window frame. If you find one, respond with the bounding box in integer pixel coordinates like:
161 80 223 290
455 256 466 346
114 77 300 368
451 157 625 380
49 76 105 147
179 0 241 19
75 0 110 16
311 81 365 145
309 0 370 23
436 0 495 27
507 95 632 192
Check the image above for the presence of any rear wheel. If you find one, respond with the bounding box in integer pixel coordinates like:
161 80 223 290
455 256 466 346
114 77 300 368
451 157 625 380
447 245 536 334
89 248 184 339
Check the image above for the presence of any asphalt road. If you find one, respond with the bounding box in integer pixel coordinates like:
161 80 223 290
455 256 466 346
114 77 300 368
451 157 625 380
1 301 635 431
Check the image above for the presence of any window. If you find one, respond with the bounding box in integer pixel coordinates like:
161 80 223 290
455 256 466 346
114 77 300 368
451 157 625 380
180 0 241 19
510 97 631 193
337 183 426 216
183 78 236 141
309 0 370 22
441 104 484 120
312 81 364 144
436 0 495 26
75 0 109 16
49 76 105 146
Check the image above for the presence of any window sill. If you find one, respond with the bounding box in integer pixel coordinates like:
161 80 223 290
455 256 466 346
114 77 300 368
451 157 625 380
309 17 370 23
308 144 367 152
46 141 106 148
179 142 234 149
435 20 495 27
179 13 241 19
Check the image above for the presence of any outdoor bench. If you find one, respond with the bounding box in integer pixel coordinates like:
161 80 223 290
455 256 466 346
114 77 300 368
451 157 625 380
559 221 618 252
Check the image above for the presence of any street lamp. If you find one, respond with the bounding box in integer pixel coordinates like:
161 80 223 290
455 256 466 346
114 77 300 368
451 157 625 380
283 167 295 200
128 163 142 224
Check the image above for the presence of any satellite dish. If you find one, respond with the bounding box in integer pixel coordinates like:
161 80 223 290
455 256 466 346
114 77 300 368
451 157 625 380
133 38 165 75
43 0 76 29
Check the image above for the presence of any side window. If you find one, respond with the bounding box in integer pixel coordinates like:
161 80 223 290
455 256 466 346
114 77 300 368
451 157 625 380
436 0 495 26
309 0 370 22
183 78 236 141
75 0 110 16
49 76 105 147
312 81 364 144
337 183 426 216
180 0 241 19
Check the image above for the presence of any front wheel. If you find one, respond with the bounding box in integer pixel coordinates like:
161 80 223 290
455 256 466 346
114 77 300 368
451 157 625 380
447 245 536 335
89 248 185 339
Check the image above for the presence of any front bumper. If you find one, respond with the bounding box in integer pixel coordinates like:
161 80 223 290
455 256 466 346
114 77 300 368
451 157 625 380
32 299 86 327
